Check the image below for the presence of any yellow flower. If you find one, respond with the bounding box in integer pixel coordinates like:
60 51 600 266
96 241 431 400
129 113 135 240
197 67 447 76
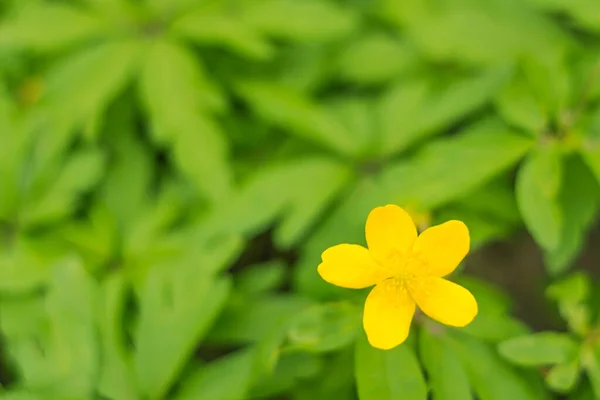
317 204 478 350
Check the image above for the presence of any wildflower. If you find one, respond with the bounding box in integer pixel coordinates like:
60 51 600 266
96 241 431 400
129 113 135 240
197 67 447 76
317 204 478 350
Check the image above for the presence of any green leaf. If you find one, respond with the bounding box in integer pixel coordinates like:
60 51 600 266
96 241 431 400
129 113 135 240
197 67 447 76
547 272 591 304
419 326 472 400
207 157 352 249
175 348 256 400
171 7 273 60
171 115 233 203
0 95 27 220
462 314 529 343
516 143 563 251
205 163 291 238
522 52 572 120
547 272 591 335
544 155 599 274
570 385 596 400
286 302 361 353
546 359 581 393
273 46 332 93
498 332 579 366
135 275 231 399
0 392 39 400
59 204 117 271
208 294 315 345
146 0 202 14
581 139 600 186
243 0 357 43
495 70 548 134
3 258 98 397
20 40 137 170
235 260 287 296
0 236 55 292
526 0 600 33
382 0 568 67
252 323 292 379
292 349 356 400
582 345 600 398
21 149 105 227
81 0 137 18
41 39 141 136
100 105 154 228
561 303 590 337
0 294 45 340
355 337 427 400
112 180 192 270
236 81 360 156
273 160 353 248
188 234 245 277
452 277 529 342
377 78 428 152
0 3 109 52
325 96 377 156
42 258 98 397
97 273 137 400
134 239 239 400
380 118 534 209
338 34 420 85
450 333 548 400
0 391 77 400
574 56 600 104
138 39 231 202
139 39 224 129
378 68 508 155
250 351 323 399
448 175 521 222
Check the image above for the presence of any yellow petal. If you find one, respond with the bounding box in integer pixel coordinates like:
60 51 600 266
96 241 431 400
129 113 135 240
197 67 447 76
366 205 417 267
408 277 477 327
411 220 469 277
318 244 390 289
363 279 416 350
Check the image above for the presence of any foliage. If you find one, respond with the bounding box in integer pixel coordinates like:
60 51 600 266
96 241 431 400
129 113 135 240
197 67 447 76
0 0 599 399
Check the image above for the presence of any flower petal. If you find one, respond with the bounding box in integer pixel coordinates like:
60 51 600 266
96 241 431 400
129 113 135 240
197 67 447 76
318 244 390 289
363 279 416 350
366 205 417 266
408 277 477 327
411 220 469 277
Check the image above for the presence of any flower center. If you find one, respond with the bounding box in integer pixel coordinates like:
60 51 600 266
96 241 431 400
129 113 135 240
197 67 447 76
385 249 429 281
396 269 417 281
381 277 408 296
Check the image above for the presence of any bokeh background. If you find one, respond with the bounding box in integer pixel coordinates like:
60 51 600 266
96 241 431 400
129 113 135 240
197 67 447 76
0 0 599 399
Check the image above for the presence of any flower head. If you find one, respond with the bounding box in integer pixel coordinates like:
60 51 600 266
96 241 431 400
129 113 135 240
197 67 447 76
317 204 478 350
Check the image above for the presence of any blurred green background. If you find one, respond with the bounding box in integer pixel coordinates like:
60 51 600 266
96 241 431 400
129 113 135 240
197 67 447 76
0 0 600 399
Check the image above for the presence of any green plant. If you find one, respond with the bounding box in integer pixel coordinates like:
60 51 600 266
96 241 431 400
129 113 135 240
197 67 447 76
0 0 599 399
